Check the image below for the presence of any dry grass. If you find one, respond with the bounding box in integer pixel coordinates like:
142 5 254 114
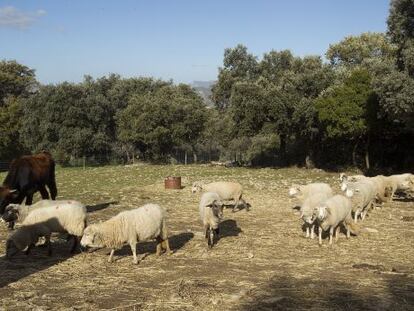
0 164 413 310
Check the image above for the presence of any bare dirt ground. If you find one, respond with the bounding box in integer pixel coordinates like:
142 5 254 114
0 165 413 310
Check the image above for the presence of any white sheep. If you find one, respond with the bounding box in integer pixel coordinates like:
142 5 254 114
80 203 171 264
21 200 87 253
2 200 75 226
192 181 247 212
199 192 224 248
345 180 376 222
6 223 52 258
289 183 333 202
339 173 366 183
386 173 414 199
313 194 358 245
299 192 331 239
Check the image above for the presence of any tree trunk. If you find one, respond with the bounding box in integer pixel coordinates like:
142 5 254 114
280 134 287 166
352 140 359 167
365 136 370 170
184 151 188 165
193 152 197 164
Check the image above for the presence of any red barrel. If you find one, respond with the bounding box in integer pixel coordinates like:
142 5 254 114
164 176 182 189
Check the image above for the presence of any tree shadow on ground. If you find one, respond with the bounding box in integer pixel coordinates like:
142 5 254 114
0 240 75 288
237 271 414 311
86 201 119 213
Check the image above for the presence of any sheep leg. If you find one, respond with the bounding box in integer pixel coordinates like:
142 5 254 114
69 235 79 253
310 224 315 239
329 227 334 245
162 239 173 255
361 209 368 221
232 199 240 212
130 240 138 264
335 226 340 242
318 226 323 246
354 210 359 223
25 244 33 255
46 235 52 256
156 236 163 256
204 225 209 239
346 225 350 239
108 249 115 263
305 226 310 238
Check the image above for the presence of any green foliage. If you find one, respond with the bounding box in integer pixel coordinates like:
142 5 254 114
116 84 207 161
388 0 414 75
315 69 376 139
326 32 395 67
0 60 37 105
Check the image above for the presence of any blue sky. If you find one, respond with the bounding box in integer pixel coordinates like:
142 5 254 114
1 0 390 84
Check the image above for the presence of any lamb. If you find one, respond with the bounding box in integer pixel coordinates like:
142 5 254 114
289 183 333 202
6 223 52 258
2 200 74 226
299 192 331 239
20 200 87 253
80 203 171 264
192 181 247 212
199 192 224 248
345 180 376 222
313 194 358 245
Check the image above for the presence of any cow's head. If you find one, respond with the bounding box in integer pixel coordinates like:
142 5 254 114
0 187 19 215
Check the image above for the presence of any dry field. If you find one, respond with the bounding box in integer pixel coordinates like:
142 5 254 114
0 164 413 310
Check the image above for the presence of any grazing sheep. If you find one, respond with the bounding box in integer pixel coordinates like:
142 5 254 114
299 192 331 239
386 173 414 199
199 192 224 248
192 181 246 212
6 223 51 258
289 183 333 202
345 180 376 222
313 195 358 246
21 200 87 253
80 203 171 264
2 200 74 226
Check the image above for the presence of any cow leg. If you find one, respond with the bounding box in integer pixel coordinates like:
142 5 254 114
39 186 50 200
25 192 34 205
47 180 58 200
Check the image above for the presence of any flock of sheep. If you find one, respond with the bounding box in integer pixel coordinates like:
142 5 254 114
2 172 413 264
289 173 414 245
1 179 248 263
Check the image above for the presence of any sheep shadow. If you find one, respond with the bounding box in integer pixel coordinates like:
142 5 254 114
113 232 194 258
86 201 119 213
219 219 242 238
0 240 75 288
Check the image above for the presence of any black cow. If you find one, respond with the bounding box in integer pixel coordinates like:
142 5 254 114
0 151 57 228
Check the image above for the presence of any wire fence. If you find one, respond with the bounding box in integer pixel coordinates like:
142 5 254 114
0 150 222 173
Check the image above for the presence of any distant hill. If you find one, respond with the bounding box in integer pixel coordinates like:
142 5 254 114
191 81 215 107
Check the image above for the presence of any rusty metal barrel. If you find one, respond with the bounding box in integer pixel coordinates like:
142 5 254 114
164 176 182 189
